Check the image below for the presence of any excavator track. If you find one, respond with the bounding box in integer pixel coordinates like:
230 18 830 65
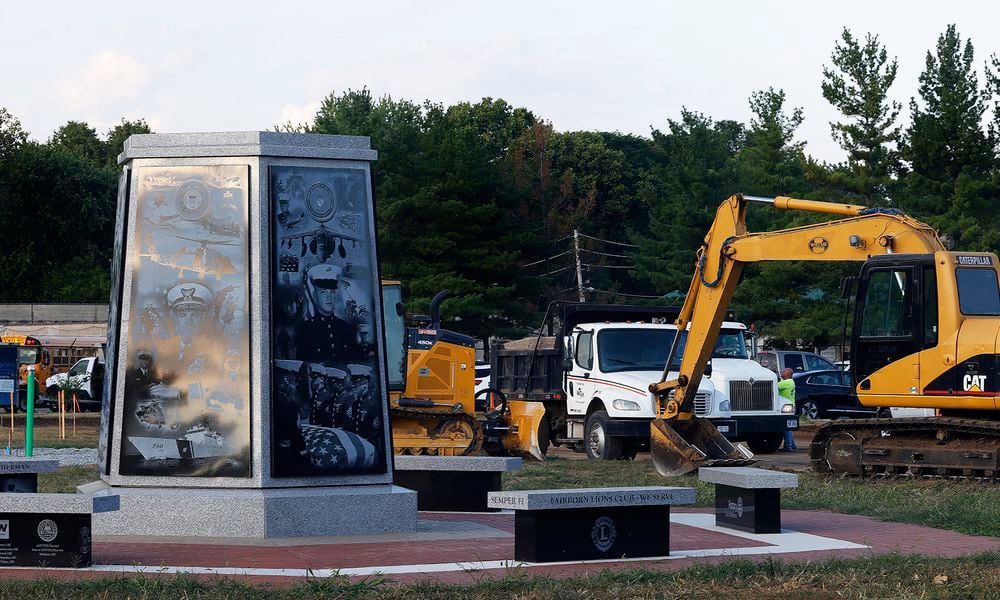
810 417 1000 481
390 407 484 456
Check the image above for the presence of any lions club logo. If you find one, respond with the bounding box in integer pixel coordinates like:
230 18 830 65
37 519 58 543
726 496 745 519
591 516 617 552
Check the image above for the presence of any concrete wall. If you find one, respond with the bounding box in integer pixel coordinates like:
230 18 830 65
0 304 109 324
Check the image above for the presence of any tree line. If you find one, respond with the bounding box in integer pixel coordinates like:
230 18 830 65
2 25 1000 348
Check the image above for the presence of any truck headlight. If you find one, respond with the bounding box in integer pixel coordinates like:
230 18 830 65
612 399 641 411
718 400 730 412
781 403 795 414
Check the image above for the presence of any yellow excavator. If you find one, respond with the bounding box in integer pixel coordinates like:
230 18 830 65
381 282 546 458
649 193 1000 480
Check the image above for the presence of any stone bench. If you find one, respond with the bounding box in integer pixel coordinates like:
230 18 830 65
0 458 60 493
488 486 695 562
699 467 798 534
394 455 521 512
0 493 119 567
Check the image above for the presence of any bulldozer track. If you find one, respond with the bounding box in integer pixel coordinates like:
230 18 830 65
810 417 1000 481
390 407 484 456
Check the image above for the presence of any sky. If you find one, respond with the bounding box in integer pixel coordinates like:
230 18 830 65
4 1 1000 164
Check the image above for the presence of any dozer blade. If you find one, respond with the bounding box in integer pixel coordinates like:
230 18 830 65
504 400 547 461
650 418 755 477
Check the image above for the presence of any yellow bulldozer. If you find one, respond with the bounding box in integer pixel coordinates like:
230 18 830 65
381 282 546 459
648 193 1000 481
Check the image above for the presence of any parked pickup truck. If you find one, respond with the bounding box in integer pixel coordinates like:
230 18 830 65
44 357 104 411
492 303 797 460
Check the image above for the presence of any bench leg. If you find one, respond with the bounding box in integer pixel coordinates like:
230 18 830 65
514 505 670 562
0 513 92 567
714 484 781 534
393 470 501 512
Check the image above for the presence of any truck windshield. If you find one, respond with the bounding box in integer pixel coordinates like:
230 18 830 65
597 328 748 373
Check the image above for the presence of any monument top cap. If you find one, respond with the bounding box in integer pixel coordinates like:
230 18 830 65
118 131 378 165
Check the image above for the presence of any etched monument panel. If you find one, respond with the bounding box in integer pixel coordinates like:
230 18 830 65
119 165 251 477
270 166 387 477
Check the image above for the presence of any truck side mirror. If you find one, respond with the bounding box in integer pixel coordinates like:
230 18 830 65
704 360 713 378
562 335 574 371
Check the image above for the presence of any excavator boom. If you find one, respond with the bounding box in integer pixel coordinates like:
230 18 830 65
650 194 949 476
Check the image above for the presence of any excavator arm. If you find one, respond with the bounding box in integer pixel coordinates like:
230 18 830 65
649 194 945 476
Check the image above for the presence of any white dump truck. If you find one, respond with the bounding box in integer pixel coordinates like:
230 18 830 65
491 303 797 459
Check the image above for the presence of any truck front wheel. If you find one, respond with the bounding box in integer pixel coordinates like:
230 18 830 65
747 433 783 454
585 410 625 460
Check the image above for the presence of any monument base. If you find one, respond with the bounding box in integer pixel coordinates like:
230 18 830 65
78 481 417 538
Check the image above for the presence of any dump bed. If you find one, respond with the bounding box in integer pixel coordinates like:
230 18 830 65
491 336 563 402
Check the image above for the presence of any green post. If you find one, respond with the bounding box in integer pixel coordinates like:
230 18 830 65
25 366 35 457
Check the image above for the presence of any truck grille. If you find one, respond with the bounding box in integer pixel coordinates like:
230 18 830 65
668 391 712 416
729 380 773 411
693 393 711 416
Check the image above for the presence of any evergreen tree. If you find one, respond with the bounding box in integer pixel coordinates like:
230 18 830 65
902 24 992 226
821 28 902 203
631 110 742 295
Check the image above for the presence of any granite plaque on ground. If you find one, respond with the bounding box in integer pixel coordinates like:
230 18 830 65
0 513 92 567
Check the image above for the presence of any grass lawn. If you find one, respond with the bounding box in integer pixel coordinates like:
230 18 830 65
504 457 1000 537
0 412 99 450
2 552 997 599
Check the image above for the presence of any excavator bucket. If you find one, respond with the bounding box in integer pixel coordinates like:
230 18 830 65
650 418 755 477
503 400 547 461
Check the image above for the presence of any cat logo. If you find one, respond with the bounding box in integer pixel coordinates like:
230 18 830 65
963 374 987 392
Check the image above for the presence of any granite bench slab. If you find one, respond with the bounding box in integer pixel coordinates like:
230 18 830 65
393 456 522 512
489 487 695 563
394 456 522 472
488 486 696 511
0 459 60 474
699 467 798 489
0 493 120 513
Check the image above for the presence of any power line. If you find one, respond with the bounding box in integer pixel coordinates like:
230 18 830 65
538 264 575 277
577 232 639 248
590 289 668 299
583 263 635 270
579 248 631 259
519 249 573 268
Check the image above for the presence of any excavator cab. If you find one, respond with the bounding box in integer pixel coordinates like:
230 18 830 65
850 251 1000 409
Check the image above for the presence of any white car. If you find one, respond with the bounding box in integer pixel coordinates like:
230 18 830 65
474 363 491 396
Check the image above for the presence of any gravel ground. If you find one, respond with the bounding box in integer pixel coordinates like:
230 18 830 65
7 447 97 466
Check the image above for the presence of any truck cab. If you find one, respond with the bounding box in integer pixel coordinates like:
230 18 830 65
565 320 796 458
44 357 105 411
492 303 797 460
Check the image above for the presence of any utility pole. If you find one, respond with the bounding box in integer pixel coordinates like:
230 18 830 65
573 229 586 302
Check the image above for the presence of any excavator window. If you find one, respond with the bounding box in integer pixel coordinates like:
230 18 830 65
923 266 938 348
859 269 912 338
853 265 920 385
956 268 1000 315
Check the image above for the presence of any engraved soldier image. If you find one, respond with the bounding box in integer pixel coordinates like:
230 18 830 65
163 282 213 371
296 265 361 362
